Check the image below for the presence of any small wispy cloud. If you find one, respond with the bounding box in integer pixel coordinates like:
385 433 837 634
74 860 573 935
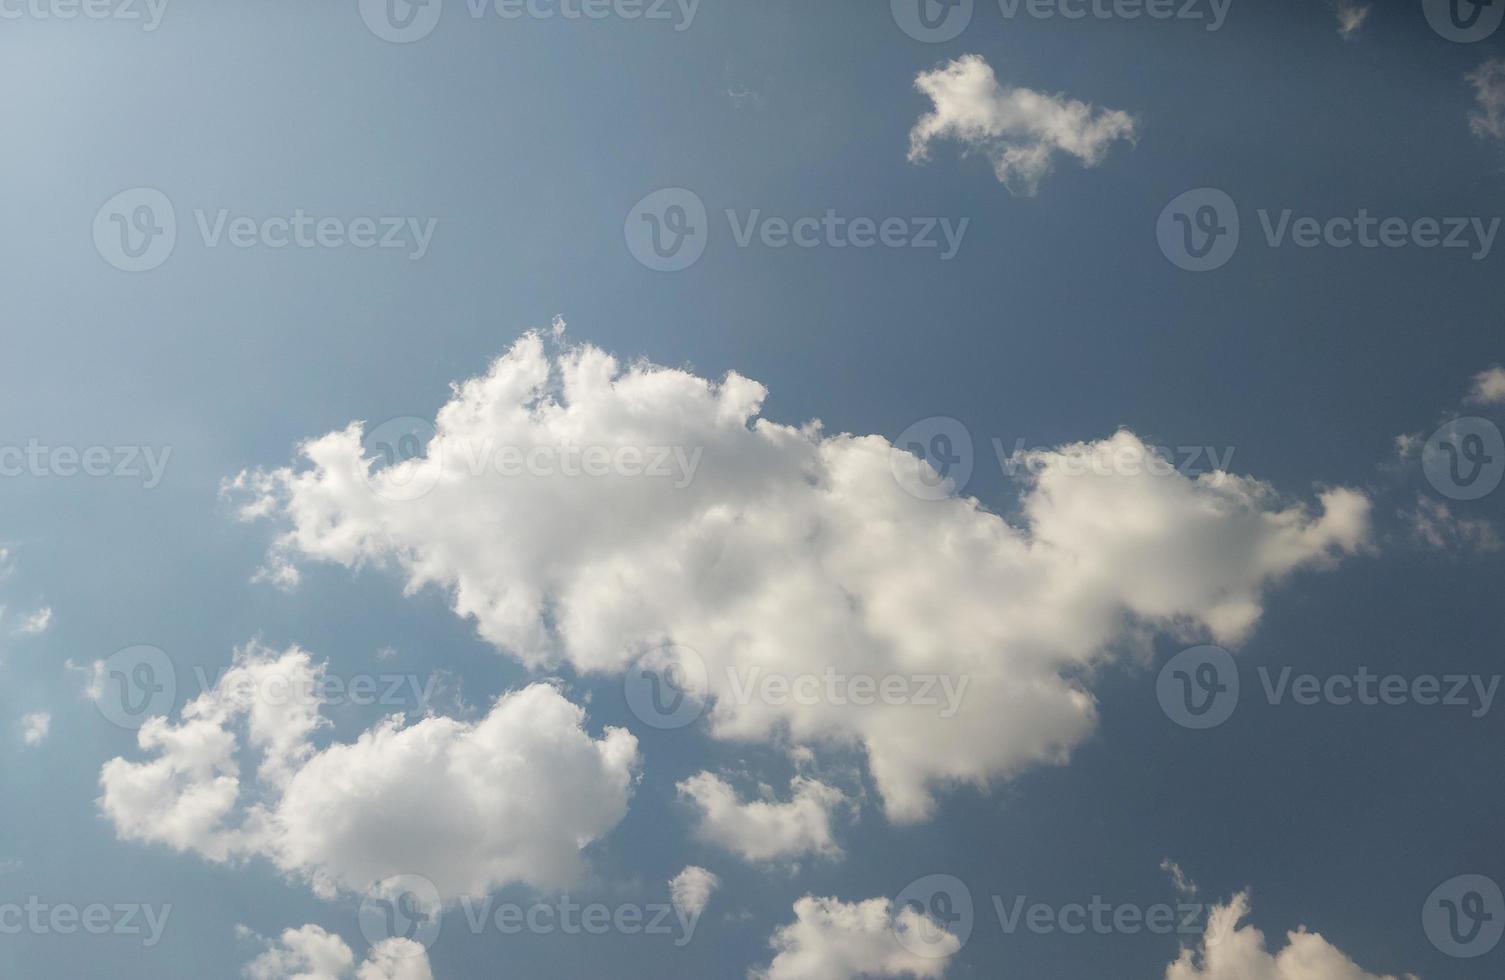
1328 0 1370 39
21 712 51 746
908 54 1137 196
16 606 52 635
1469 59 1505 151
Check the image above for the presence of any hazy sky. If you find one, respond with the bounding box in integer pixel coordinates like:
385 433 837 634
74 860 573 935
2 1 1504 978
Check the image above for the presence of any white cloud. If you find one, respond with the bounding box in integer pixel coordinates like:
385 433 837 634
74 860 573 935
907 54 1137 195
16 606 51 635
242 924 434 980
1402 495 1501 553
678 773 847 863
99 643 639 901
669 865 720 920
1467 364 1505 405
1328 0 1370 38
753 896 958 980
21 711 50 746
1469 59 1505 149
1165 891 1415 980
231 331 1370 824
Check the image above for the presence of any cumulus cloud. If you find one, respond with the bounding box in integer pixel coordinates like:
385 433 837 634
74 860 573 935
1467 365 1505 405
241 924 433 980
1470 59 1505 150
21 711 50 746
678 773 847 863
907 54 1137 195
231 330 1370 824
669 865 720 920
753 896 958 980
1328 0 1370 38
99 643 639 901
1165 892 1415 980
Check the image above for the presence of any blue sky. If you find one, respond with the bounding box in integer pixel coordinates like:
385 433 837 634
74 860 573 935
2 1 1504 978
